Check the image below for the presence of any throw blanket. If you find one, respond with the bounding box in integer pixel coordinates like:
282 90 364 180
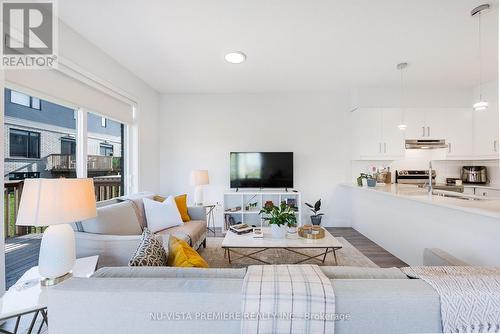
401 266 500 333
241 265 335 334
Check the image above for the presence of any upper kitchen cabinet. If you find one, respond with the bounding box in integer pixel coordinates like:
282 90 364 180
351 108 405 160
352 107 476 161
472 82 499 160
404 108 473 159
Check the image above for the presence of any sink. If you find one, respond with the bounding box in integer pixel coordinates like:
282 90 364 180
432 190 486 201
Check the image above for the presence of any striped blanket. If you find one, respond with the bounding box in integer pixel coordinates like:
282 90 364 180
401 266 500 333
241 265 335 334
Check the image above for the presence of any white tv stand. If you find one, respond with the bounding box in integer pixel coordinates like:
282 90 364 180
223 190 301 230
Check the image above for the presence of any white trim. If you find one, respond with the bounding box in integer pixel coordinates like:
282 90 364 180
125 108 139 195
0 72 6 294
76 108 87 178
57 57 138 107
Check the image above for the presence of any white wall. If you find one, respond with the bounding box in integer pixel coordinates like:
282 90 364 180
159 93 352 227
58 22 161 192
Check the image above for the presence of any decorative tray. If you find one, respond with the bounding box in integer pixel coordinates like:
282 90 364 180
298 225 325 239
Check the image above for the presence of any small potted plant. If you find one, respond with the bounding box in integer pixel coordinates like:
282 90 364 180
260 202 297 238
305 199 324 225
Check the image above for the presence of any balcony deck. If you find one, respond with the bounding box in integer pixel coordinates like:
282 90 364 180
46 154 121 172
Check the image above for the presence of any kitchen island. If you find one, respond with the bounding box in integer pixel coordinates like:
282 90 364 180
339 183 500 266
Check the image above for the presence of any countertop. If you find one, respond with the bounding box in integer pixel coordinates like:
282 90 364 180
341 183 500 219
463 184 500 190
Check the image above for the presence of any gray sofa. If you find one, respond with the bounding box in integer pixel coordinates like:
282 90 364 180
47 249 466 334
73 192 207 268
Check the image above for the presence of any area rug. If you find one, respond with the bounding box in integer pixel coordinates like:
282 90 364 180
199 237 378 268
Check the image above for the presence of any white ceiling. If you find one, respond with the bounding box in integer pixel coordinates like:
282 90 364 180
59 0 499 94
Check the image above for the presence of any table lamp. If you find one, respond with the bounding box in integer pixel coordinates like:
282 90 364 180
16 178 97 286
190 170 209 205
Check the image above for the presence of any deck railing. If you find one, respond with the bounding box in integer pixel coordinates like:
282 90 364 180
4 178 122 238
46 154 121 172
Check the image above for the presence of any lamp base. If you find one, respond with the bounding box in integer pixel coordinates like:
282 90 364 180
194 185 204 206
40 272 73 286
38 224 76 281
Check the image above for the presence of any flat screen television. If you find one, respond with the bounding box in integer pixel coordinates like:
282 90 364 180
230 152 293 189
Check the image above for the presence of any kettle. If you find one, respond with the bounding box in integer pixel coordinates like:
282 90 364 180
461 166 488 184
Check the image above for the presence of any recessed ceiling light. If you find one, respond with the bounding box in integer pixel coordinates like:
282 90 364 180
225 51 246 64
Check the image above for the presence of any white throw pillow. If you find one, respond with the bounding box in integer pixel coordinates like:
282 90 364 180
143 197 183 233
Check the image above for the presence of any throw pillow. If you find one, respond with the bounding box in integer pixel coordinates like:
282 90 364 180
153 194 191 222
168 236 209 268
144 197 183 233
128 228 168 266
174 194 191 222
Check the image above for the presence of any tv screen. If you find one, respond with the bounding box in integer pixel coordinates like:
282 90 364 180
230 152 293 189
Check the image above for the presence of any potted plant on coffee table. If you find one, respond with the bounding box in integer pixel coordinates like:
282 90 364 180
305 199 324 225
260 202 297 238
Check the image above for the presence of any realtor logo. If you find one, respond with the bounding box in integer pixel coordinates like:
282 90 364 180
1 0 58 68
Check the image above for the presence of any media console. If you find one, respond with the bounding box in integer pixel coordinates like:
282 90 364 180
223 190 301 231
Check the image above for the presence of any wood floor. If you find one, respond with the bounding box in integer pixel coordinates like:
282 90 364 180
4 227 407 289
5 234 41 289
326 227 408 268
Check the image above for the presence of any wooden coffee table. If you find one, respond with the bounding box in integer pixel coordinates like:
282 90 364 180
221 227 342 265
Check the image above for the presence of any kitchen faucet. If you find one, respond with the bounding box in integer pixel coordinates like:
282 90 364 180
424 161 434 195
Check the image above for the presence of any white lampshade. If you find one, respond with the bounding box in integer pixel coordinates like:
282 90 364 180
190 170 209 186
16 178 97 227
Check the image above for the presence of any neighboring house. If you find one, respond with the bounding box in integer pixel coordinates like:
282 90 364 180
4 88 122 180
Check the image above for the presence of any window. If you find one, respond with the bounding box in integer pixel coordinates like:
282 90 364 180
9 129 40 158
88 111 124 201
31 97 41 110
10 91 30 107
10 90 41 110
99 143 114 156
61 138 76 155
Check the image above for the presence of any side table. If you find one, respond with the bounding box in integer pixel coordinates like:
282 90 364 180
0 255 99 334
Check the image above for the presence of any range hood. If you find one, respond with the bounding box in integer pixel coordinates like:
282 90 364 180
405 139 448 149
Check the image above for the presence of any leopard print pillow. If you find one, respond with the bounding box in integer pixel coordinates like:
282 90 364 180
129 228 168 266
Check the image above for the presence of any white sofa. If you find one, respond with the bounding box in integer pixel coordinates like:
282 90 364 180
73 192 207 267
47 249 467 334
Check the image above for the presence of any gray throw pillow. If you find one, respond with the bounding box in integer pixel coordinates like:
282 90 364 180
128 228 168 266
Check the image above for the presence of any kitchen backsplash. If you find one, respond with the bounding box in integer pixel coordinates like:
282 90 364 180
351 159 500 185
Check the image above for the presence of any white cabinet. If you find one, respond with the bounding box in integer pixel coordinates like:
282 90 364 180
352 108 405 160
475 188 500 198
405 108 473 159
473 104 499 159
463 187 476 195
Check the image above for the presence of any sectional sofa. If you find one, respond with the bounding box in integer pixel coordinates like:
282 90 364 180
46 249 468 334
72 192 207 268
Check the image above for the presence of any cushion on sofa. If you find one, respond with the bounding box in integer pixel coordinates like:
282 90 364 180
129 229 168 266
80 201 142 235
143 197 183 233
91 266 247 279
168 236 208 268
154 194 191 222
320 266 408 279
156 220 206 248
118 192 155 228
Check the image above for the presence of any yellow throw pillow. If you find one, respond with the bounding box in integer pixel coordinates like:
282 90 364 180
174 194 191 222
153 194 191 222
168 236 209 268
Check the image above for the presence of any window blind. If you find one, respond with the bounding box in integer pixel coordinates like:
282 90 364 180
5 68 134 124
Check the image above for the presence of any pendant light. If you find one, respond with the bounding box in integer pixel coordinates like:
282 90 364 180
397 62 408 130
471 4 490 111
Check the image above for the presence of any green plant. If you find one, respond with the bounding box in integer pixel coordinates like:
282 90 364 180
259 202 297 227
305 199 323 217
